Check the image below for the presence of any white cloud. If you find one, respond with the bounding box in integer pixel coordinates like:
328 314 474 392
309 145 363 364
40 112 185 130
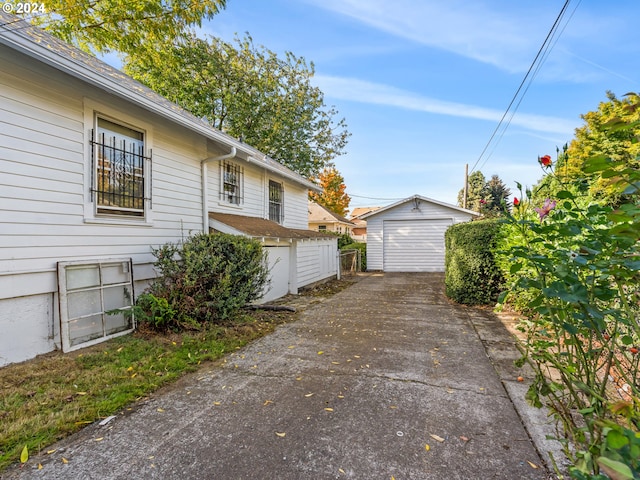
314 75 576 135
304 0 547 73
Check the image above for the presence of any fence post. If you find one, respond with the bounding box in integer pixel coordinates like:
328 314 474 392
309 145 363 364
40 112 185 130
336 249 341 280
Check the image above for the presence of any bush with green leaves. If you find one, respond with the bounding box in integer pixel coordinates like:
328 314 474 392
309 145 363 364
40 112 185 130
137 233 269 330
444 219 504 305
497 139 640 479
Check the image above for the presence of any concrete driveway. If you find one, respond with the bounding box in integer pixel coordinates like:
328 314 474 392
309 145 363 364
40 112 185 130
4 273 558 480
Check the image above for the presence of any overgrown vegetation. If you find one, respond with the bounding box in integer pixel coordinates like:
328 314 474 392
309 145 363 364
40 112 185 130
444 219 504 305
496 94 640 479
135 233 270 331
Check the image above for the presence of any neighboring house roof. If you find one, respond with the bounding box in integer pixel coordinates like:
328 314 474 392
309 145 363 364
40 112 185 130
350 207 381 219
308 201 355 226
0 12 320 193
209 212 334 240
359 194 480 219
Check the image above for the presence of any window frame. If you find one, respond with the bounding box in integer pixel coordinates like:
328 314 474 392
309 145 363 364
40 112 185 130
83 99 153 225
220 160 244 206
268 179 284 224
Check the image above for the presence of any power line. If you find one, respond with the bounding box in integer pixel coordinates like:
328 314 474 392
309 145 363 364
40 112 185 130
469 0 574 175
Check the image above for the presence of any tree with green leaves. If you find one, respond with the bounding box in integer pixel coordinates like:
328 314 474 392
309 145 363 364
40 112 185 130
309 167 351 216
484 174 511 216
124 34 349 178
457 171 510 216
457 171 487 212
7 0 227 55
552 91 640 205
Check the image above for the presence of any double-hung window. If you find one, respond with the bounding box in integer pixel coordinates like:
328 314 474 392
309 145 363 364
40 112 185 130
221 161 243 205
91 117 150 218
269 180 284 223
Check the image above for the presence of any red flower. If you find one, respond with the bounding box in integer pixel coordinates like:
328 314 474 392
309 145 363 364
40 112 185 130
513 197 520 206
539 155 552 167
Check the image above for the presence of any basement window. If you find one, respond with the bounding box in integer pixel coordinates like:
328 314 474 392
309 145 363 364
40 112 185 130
58 259 135 352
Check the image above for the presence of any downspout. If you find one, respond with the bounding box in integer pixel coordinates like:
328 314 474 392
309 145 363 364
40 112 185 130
201 147 237 233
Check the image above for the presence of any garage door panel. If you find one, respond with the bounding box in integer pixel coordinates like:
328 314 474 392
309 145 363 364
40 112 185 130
383 219 451 272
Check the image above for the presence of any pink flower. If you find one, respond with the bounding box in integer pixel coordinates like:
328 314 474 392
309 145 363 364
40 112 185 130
479 199 486 204
534 198 556 220
513 197 520 206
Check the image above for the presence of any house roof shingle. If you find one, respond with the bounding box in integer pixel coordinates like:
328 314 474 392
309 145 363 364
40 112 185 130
209 212 335 240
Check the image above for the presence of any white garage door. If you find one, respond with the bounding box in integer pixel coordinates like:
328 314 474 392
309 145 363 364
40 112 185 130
383 219 452 272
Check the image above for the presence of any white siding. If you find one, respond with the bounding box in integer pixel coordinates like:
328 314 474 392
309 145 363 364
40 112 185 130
366 198 475 272
261 245 291 302
207 162 310 230
0 47 210 365
0 42 322 366
296 238 337 288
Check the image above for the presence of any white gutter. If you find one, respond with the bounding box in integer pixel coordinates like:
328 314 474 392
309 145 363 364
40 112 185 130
202 147 237 232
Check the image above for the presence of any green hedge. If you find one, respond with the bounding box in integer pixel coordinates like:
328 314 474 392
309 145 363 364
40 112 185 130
444 219 504 305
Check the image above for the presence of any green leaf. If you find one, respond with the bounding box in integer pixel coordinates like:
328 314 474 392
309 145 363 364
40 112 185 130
596 457 634 480
20 445 28 463
606 430 630 449
556 190 574 199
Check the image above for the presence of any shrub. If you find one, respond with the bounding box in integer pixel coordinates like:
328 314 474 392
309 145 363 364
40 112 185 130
341 242 366 271
444 219 504 305
137 233 269 330
499 148 640 479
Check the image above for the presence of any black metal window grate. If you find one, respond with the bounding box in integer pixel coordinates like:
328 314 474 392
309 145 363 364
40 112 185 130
269 180 284 223
221 161 243 204
90 118 151 217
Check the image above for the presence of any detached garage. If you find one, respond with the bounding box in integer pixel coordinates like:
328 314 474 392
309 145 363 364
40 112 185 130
361 195 479 272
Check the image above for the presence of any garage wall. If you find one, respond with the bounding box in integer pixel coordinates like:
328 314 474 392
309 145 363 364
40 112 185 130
366 199 475 272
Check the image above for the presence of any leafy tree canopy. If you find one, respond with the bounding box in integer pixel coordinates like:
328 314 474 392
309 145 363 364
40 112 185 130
124 34 350 178
539 91 640 205
457 171 510 216
7 0 227 55
309 167 351 217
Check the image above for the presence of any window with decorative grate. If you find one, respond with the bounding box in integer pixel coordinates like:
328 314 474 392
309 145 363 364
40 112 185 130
221 161 243 205
269 180 284 223
91 118 151 218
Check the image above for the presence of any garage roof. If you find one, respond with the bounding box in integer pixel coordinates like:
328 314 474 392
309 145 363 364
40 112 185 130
359 194 480 219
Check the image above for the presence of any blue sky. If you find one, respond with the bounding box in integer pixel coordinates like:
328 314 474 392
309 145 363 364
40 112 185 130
164 1 640 209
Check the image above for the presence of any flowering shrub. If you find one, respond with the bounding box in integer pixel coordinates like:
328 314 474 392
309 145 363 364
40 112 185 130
498 150 640 478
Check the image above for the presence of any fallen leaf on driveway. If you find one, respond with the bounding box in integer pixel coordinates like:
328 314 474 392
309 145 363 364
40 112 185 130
20 445 28 463
324 408 334 412
275 432 286 437
318 351 324 355
263 400 273 406
527 461 539 469
460 436 470 442
304 393 314 397
430 434 445 443
156 408 165 412
425 444 430 451
61 457 68 464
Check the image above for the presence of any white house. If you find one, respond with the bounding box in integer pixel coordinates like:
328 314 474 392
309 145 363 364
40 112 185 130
0 13 337 366
361 195 479 272
307 201 355 235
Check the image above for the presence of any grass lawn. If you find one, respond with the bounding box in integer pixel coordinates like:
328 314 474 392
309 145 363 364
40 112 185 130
0 278 353 472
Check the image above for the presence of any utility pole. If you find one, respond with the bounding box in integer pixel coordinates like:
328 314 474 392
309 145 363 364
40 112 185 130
463 163 468 209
